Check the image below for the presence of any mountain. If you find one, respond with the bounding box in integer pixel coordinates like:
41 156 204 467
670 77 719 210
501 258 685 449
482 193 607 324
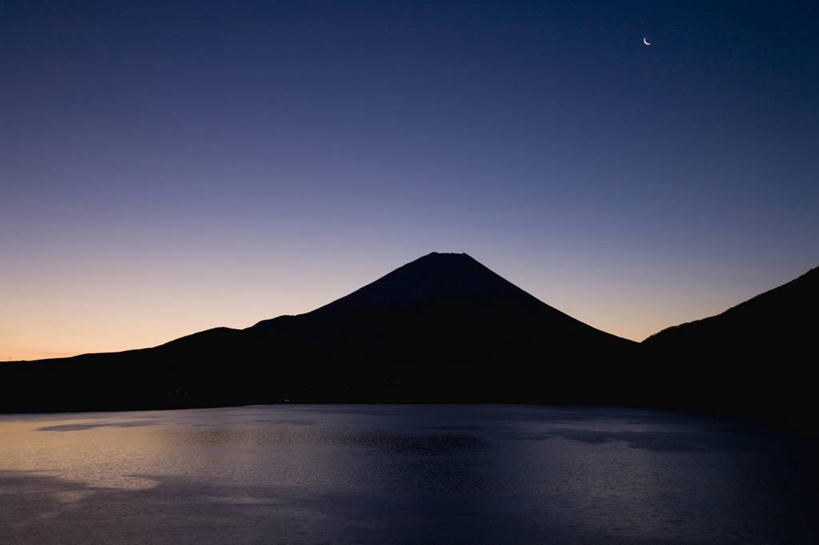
642 266 818 423
644 266 817 351
0 252 638 412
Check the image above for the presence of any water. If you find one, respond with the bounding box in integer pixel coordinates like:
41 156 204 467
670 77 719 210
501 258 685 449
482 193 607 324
1 405 816 545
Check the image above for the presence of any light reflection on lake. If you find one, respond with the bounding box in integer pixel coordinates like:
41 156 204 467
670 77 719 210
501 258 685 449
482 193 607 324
1 405 816 544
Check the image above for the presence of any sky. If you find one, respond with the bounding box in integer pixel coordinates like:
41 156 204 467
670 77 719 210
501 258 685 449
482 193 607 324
2 0 818 360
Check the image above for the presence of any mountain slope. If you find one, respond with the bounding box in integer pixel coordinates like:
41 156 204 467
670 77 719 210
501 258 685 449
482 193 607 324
0 252 637 412
644 266 817 352
642 266 818 423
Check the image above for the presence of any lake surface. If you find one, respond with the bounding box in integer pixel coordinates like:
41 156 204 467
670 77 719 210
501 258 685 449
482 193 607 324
1 405 817 545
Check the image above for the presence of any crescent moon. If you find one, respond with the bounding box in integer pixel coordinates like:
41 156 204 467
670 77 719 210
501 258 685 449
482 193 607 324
643 37 652 46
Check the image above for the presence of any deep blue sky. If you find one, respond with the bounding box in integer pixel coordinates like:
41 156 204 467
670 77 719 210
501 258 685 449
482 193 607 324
2 0 818 358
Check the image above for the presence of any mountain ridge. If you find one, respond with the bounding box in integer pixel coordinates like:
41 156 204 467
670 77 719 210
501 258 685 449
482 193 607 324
0 252 636 412
641 265 817 426
1 253 815 428
643 265 817 347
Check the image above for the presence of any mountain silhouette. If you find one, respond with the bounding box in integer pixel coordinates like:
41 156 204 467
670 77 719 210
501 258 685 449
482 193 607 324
3 253 815 425
0 252 637 412
644 265 817 351
642 265 818 425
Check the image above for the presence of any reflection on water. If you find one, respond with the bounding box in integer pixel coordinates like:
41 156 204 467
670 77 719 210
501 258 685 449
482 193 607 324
1 405 816 545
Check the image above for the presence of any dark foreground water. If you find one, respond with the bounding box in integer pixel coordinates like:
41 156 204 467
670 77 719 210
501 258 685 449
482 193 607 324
1 405 817 545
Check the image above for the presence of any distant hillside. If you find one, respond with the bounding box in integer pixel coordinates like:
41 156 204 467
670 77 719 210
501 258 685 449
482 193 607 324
643 266 818 425
644 266 817 351
0 252 638 412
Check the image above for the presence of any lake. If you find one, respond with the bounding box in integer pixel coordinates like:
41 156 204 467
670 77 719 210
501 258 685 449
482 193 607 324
1 405 816 544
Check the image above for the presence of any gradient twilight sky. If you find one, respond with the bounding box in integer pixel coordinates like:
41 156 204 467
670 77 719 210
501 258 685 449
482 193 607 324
2 0 818 360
